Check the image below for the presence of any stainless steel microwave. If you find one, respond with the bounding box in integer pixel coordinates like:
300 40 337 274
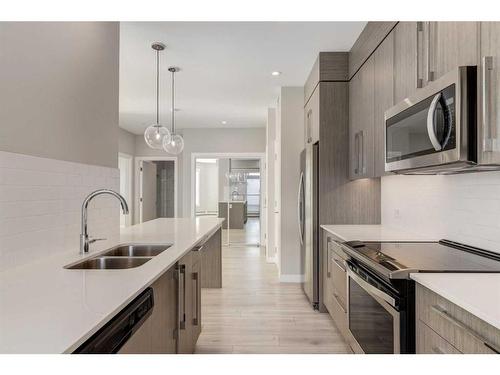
384 64 500 174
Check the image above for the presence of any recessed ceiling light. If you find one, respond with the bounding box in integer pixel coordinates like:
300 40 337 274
221 120 227 125
271 71 281 76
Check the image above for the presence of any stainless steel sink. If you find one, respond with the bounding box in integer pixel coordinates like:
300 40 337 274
65 256 152 270
101 244 170 257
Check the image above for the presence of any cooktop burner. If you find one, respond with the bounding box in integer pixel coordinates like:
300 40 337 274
341 239 500 279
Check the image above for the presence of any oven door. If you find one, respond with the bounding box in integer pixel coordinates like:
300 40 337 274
347 267 401 354
384 66 475 173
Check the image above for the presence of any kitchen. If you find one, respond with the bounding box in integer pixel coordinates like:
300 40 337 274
1 1 500 374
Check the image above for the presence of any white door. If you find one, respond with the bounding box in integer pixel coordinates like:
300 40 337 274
140 161 157 223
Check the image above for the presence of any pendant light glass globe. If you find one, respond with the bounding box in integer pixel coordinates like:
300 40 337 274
144 125 171 150
163 133 184 154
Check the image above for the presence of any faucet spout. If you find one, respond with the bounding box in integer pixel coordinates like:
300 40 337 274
80 189 129 254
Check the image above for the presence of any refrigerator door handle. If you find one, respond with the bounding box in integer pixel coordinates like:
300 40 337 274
297 171 304 245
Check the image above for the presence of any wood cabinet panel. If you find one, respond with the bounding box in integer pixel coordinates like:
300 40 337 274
191 256 202 348
349 22 397 79
305 84 320 145
349 54 375 179
393 22 420 103
373 31 394 177
177 251 193 354
428 22 479 83
150 269 177 353
416 320 461 354
201 228 222 288
416 285 500 354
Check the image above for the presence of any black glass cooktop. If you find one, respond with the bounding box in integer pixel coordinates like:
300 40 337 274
343 240 500 278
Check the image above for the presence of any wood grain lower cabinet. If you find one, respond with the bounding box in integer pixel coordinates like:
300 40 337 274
177 251 194 354
416 285 500 354
416 320 461 354
150 268 177 353
191 255 202 348
200 228 222 288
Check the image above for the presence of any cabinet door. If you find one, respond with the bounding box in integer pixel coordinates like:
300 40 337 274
426 22 479 83
374 31 394 177
349 55 375 179
480 22 500 161
176 252 193 354
393 22 420 103
150 268 177 353
191 256 202 348
305 85 320 145
201 228 222 288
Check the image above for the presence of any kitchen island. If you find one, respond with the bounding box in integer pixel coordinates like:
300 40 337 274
0 217 223 354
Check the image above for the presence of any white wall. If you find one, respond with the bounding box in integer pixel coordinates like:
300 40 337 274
276 87 304 281
382 172 500 254
119 128 136 157
0 22 119 168
196 161 218 213
132 127 265 217
266 108 277 262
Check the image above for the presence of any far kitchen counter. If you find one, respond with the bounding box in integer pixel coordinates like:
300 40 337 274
0 217 223 354
321 224 437 242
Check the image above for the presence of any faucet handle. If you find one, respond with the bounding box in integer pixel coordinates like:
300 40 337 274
88 237 107 244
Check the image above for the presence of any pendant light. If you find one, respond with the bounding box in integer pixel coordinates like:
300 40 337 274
144 42 171 149
163 67 185 154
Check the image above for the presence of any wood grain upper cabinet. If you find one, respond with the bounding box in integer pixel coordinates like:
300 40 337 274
480 22 500 160
349 55 375 180
424 22 479 84
305 85 320 145
373 32 394 177
393 22 420 103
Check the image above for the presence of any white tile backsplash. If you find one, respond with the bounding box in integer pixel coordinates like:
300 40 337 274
382 172 500 253
0 151 120 271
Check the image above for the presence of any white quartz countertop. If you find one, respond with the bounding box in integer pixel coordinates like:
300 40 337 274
321 224 437 242
0 217 223 354
411 273 500 330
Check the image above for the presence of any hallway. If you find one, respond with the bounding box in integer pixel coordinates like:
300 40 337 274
195 245 351 354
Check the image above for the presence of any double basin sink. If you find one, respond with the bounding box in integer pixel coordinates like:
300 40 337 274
66 244 171 270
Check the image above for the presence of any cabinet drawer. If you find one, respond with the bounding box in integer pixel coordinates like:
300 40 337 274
330 287 349 340
417 320 461 354
328 241 348 307
417 285 500 354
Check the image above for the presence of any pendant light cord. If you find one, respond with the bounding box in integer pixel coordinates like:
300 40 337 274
156 49 160 127
171 69 175 135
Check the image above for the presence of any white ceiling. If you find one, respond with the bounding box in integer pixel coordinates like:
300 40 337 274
119 22 366 134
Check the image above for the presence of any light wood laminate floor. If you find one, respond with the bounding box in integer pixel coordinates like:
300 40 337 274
195 245 352 354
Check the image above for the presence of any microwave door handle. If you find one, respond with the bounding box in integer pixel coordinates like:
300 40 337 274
427 92 443 151
297 171 304 245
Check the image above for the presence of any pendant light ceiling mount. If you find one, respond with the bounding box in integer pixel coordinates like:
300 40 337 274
143 42 171 150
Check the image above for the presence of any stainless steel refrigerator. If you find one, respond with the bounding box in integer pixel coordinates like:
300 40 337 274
299 143 319 309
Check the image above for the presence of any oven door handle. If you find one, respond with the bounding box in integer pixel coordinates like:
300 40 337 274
347 268 396 308
427 92 443 151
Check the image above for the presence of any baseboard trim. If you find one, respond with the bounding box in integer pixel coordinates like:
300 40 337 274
279 274 304 283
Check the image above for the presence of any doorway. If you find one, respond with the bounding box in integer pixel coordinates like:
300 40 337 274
192 153 265 248
136 157 178 224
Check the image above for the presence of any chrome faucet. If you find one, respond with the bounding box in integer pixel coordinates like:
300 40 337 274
80 189 129 254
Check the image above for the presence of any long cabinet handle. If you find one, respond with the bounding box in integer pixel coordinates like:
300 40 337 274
353 132 359 175
360 131 365 174
333 291 347 314
426 21 435 83
326 244 332 278
192 272 199 326
431 305 500 354
178 264 186 330
332 257 346 272
416 22 424 88
483 56 496 152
